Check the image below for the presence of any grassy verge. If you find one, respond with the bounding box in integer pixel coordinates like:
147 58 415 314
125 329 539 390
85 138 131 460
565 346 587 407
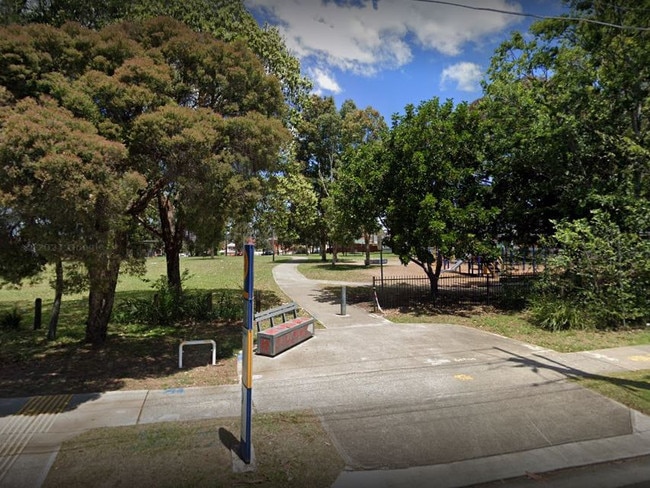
385 307 650 353
44 410 344 488
575 370 650 416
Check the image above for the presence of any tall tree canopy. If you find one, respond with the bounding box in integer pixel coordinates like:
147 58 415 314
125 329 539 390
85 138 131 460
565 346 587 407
0 96 140 343
295 96 387 261
6 0 311 120
326 102 388 263
481 0 649 245
383 98 497 294
481 0 649 327
0 18 289 343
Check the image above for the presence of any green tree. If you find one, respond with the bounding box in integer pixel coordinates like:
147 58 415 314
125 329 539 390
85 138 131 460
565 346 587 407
383 98 497 296
256 167 319 255
295 95 343 260
0 19 288 342
295 97 387 261
12 0 311 122
123 23 289 289
0 96 140 343
481 0 649 327
482 1 649 243
326 104 388 264
531 211 650 330
332 138 387 265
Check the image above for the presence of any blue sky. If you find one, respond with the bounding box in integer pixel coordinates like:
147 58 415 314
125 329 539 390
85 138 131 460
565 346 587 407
245 0 569 122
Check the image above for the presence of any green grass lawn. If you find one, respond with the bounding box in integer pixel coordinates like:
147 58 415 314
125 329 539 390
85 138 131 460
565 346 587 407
576 369 650 416
0 254 288 326
0 254 295 396
3 252 649 356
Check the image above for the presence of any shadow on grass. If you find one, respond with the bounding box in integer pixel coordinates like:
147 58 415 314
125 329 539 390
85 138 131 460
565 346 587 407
0 287 284 402
315 285 524 319
218 427 239 452
317 285 372 306
309 261 367 273
499 347 650 409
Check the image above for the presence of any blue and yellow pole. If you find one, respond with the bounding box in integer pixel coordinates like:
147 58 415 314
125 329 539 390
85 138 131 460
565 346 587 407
240 242 254 464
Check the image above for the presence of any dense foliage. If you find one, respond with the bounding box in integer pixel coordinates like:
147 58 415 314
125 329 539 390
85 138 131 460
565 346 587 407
381 98 498 293
1 0 648 340
480 0 649 328
0 18 288 343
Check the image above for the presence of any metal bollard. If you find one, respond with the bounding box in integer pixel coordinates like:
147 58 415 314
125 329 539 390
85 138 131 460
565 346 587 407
34 298 42 330
340 285 347 316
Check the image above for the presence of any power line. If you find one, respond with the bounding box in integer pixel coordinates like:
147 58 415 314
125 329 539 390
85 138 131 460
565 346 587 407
409 0 650 32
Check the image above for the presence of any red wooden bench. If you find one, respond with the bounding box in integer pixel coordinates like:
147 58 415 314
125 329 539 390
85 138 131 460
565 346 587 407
254 302 314 357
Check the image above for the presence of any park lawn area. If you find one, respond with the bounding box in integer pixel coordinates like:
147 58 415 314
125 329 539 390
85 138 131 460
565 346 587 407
0 255 290 397
1 251 649 397
44 410 344 488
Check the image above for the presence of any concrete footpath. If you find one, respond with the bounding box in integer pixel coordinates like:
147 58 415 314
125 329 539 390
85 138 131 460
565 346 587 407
1 260 650 487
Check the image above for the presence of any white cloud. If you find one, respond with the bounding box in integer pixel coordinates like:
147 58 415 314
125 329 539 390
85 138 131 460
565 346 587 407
307 66 342 95
440 62 483 92
245 0 523 75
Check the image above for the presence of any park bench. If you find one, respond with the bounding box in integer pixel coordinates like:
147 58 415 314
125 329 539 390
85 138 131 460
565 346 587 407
254 302 314 357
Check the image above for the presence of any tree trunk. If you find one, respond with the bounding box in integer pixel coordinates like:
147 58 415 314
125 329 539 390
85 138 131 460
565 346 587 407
158 193 184 292
424 251 443 298
85 253 121 345
331 243 338 265
47 257 63 340
165 240 182 290
364 232 371 266
320 234 327 262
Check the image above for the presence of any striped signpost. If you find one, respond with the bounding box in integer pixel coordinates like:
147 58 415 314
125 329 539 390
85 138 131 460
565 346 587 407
240 242 254 464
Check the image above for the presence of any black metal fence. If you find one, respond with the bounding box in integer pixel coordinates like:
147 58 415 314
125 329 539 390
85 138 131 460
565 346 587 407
372 273 535 308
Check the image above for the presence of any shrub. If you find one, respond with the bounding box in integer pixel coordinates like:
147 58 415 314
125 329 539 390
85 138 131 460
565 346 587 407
530 211 649 331
529 298 592 331
113 275 243 326
0 308 22 330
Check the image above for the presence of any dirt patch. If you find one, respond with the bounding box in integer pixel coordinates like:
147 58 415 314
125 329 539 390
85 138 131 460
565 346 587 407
0 320 241 398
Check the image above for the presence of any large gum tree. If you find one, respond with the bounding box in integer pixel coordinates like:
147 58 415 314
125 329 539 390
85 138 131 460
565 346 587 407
0 18 288 343
0 97 141 344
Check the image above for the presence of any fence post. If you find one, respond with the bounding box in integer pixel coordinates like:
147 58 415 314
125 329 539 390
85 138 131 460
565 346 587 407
486 274 490 303
254 290 262 313
34 298 42 330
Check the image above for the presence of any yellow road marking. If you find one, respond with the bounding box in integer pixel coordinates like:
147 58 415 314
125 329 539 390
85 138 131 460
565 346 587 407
454 374 474 381
628 355 650 362
17 394 72 416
